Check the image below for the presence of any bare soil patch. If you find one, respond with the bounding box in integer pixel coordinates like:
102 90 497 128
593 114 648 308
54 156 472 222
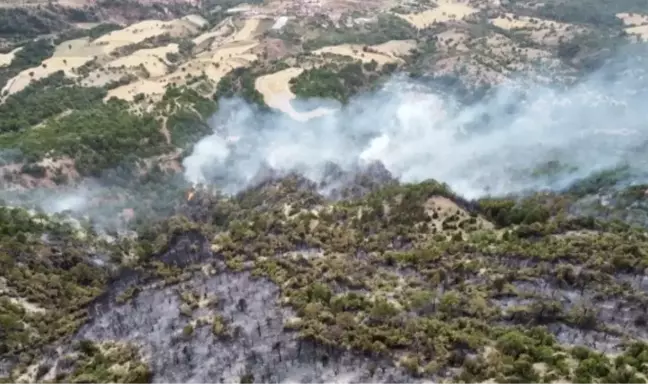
2 56 94 96
395 0 477 29
2 17 204 96
106 78 168 102
106 19 261 103
255 67 335 121
489 13 583 46
0 47 21 68
616 12 648 27
106 43 179 78
625 25 648 41
312 40 415 65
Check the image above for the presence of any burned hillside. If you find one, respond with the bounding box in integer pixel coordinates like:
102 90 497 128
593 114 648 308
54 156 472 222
5 168 648 382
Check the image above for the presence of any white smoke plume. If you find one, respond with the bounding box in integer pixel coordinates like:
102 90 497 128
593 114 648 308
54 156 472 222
4 45 647 224
182 49 648 199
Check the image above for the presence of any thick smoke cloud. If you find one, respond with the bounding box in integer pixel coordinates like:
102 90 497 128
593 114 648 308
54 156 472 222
184 46 648 199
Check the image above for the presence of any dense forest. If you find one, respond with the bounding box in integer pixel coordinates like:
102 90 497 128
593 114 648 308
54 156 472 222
289 60 398 103
159 85 217 147
0 8 75 39
0 70 218 179
0 38 55 91
0 71 106 133
507 0 648 27
0 99 170 177
214 66 274 108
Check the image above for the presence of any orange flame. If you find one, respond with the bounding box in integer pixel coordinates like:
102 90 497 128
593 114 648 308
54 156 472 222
186 186 196 202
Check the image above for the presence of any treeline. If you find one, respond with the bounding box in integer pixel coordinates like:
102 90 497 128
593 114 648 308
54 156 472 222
6 38 54 68
506 0 648 28
0 38 55 91
0 206 107 361
534 0 648 29
290 61 396 103
0 71 106 133
55 23 123 44
158 85 216 147
214 66 272 108
0 99 169 177
302 14 417 51
0 67 224 181
0 5 101 40
532 3 622 27
0 8 69 38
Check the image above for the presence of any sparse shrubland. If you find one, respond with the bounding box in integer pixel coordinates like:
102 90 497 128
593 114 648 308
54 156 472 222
0 207 108 362
79 174 648 382
158 85 216 147
302 14 417 51
61 340 152 383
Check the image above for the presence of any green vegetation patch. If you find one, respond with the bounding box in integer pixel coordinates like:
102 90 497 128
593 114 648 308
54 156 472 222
0 71 106 133
214 67 273 108
302 14 417 51
213 61 291 104
0 39 55 91
157 86 217 148
290 61 396 103
132 173 648 382
517 0 625 28
86 23 123 41
167 110 212 149
0 99 169 177
0 207 109 362
55 23 123 44
60 340 152 383
0 74 222 180
0 8 72 39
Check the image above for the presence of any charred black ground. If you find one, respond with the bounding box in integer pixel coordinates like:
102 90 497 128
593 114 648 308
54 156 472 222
3 164 648 383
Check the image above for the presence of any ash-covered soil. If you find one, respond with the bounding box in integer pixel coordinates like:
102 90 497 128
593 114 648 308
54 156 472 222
41 234 420 383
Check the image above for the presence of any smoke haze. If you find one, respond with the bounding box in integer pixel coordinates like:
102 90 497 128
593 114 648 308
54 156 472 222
4 45 648 223
183 47 648 200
